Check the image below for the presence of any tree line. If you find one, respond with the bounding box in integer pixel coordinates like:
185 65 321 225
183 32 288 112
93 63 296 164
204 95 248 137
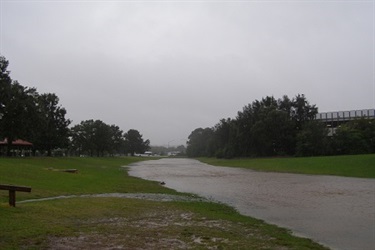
71 121 149 157
187 95 375 158
0 56 149 157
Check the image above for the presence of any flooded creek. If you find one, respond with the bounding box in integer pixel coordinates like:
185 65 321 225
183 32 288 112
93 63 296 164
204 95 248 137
129 158 375 250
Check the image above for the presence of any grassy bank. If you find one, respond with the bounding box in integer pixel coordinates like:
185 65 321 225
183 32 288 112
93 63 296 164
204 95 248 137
0 157 173 200
0 157 328 249
199 154 375 178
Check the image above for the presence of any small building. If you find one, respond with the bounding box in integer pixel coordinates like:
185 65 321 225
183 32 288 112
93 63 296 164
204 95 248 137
168 151 180 156
0 138 33 156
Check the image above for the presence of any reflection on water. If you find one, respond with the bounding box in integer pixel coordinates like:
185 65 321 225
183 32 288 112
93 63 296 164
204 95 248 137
129 158 375 250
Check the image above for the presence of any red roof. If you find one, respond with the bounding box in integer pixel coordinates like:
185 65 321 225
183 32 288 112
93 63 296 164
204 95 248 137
0 138 33 146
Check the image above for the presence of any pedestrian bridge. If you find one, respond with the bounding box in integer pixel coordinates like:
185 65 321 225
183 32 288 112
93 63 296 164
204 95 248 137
315 109 374 134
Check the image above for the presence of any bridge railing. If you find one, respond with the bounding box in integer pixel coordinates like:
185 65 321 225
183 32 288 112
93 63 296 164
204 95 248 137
316 109 375 123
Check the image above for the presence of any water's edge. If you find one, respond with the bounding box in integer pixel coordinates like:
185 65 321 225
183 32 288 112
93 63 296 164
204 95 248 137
128 158 375 250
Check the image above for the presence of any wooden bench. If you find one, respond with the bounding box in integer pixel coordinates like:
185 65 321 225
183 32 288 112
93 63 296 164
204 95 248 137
61 169 78 173
0 184 31 207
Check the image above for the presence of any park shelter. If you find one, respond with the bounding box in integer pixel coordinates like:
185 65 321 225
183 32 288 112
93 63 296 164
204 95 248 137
0 138 33 156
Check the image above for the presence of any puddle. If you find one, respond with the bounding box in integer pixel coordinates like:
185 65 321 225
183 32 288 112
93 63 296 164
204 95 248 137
19 193 206 204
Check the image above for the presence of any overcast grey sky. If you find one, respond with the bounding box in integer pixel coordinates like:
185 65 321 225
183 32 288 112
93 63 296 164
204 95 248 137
1 0 374 146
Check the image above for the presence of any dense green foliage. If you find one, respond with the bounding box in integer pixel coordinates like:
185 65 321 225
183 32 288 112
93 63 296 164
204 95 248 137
187 95 374 158
0 56 71 156
332 119 375 155
187 95 317 158
70 121 150 156
124 129 151 156
199 154 375 178
0 56 150 157
33 93 71 156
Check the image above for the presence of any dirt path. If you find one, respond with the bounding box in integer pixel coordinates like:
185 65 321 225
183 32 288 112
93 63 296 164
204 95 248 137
129 158 375 250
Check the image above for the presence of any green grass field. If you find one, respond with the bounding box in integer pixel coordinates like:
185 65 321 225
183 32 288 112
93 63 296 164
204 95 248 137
199 154 375 178
0 157 174 200
0 157 329 249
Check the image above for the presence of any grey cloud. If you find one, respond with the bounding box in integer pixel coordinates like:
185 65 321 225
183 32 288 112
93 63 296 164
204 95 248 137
2 1 373 145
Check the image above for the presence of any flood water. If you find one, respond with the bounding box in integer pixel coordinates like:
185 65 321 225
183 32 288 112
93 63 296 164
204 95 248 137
129 158 375 250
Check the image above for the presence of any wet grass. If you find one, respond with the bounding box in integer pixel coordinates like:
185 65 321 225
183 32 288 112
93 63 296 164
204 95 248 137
0 157 175 201
0 157 329 249
199 154 375 178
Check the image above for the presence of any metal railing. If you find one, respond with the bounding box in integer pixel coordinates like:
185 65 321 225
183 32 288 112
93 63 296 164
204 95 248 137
316 109 375 123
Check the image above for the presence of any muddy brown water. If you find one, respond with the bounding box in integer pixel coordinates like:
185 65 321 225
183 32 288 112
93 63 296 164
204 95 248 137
128 158 375 250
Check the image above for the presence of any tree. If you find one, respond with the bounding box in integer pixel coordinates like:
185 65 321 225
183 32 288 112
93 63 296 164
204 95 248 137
0 56 73 156
33 93 71 156
70 120 95 156
90 120 112 157
332 119 375 155
235 106 254 157
70 121 150 157
124 129 150 156
70 120 118 156
0 56 12 134
252 109 295 156
109 125 124 155
234 96 296 157
213 119 236 158
186 127 215 157
0 82 39 156
187 94 320 158
291 94 318 131
0 56 38 155
70 122 87 156
296 120 329 156
176 145 187 155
